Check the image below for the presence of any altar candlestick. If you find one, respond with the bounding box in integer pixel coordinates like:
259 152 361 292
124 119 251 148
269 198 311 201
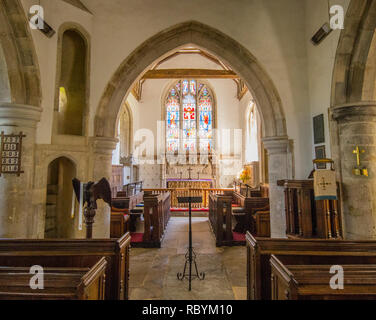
187 167 193 180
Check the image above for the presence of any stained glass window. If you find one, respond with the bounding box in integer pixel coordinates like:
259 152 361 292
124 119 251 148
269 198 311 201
166 87 180 153
198 87 213 153
166 80 214 154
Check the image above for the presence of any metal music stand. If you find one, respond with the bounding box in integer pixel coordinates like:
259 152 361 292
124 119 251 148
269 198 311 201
177 194 205 290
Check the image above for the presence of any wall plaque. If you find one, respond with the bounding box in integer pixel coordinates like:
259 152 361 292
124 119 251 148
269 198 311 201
0 132 26 176
313 114 325 144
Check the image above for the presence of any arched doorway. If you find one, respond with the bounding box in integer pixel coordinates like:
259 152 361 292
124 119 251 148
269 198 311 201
45 157 76 239
94 21 291 237
331 0 376 239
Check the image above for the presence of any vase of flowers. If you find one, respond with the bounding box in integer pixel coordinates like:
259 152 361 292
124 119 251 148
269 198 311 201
239 167 251 184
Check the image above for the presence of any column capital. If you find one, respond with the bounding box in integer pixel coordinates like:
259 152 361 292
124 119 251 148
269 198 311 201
332 102 376 122
91 136 118 155
0 103 42 128
262 136 290 155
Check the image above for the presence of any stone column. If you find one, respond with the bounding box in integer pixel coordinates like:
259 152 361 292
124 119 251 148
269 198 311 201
90 137 118 238
263 136 292 238
0 103 42 238
332 103 376 239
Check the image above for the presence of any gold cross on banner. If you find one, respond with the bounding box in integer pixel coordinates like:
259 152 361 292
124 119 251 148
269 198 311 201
319 177 331 191
353 146 365 167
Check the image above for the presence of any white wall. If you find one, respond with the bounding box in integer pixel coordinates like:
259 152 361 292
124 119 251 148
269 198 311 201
21 0 93 144
304 0 351 160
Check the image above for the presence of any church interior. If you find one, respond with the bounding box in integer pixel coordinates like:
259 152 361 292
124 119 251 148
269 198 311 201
0 0 376 301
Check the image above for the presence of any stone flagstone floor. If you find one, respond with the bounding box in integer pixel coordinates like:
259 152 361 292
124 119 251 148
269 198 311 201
129 217 247 300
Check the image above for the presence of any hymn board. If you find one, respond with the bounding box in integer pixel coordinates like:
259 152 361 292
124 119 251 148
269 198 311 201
0 132 26 176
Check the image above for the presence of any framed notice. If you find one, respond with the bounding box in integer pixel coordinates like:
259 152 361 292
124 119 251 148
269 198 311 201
0 132 26 176
315 145 326 169
313 114 325 144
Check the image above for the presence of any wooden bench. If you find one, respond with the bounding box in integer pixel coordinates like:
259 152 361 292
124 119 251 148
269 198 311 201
209 192 233 247
112 191 145 233
139 193 171 247
0 233 131 300
270 255 376 300
110 209 130 238
113 191 144 211
246 233 376 300
231 191 269 235
0 257 107 300
252 211 270 237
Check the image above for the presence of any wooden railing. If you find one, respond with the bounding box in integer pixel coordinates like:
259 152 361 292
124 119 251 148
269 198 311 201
234 182 269 198
122 181 143 196
143 188 232 208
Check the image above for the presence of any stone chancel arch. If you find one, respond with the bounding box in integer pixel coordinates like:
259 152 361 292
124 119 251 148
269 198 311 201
94 21 291 237
95 21 286 140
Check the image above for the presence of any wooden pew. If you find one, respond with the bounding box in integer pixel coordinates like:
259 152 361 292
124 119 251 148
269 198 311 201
113 191 144 211
110 208 130 239
140 193 171 247
252 210 270 237
246 233 376 300
0 258 107 300
277 179 342 239
209 192 233 246
230 190 269 236
270 255 376 300
112 191 144 234
0 233 131 300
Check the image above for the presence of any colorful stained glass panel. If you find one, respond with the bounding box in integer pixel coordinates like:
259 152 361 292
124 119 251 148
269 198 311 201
166 80 213 154
167 140 179 153
198 88 212 140
183 140 196 152
200 139 212 152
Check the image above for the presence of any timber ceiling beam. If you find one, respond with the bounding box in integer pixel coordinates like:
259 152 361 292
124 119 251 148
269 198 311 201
142 69 239 79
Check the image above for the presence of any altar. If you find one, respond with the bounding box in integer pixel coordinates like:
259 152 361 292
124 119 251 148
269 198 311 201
166 179 213 189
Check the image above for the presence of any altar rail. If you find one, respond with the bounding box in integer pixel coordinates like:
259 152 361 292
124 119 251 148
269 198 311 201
143 188 232 208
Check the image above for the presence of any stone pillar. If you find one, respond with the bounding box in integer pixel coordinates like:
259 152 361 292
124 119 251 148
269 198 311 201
263 136 291 238
332 103 376 239
0 103 42 238
90 137 118 238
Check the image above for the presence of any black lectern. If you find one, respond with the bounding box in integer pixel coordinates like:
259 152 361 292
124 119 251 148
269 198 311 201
177 195 205 290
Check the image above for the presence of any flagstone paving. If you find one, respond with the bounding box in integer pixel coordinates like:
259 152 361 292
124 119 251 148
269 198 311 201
129 217 247 300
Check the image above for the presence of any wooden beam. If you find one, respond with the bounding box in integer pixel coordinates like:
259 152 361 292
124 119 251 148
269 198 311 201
142 69 239 79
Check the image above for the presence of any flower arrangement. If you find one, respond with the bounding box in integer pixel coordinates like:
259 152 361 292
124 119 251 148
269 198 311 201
239 167 251 183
